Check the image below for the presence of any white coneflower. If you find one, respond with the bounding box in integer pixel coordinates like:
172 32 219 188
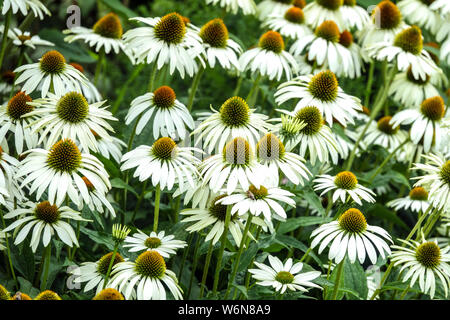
257 0 295 21
192 96 272 153
366 26 440 82
398 0 441 34
173 175 214 210
90 130 126 164
290 21 354 77
70 252 125 295
1 0 50 19
205 0 257 15
430 0 450 16
358 1 408 50
311 208 392 264
412 153 450 210
361 115 409 151
199 137 264 194
341 0 370 31
120 137 201 192
25 92 116 153
123 12 204 78
335 30 364 79
110 251 183 300
75 176 115 219
64 12 126 54
294 52 327 76
256 133 311 185
0 145 19 189
0 91 38 154
389 66 442 108
125 86 194 140
17 138 111 206
3 201 88 252
391 239 450 299
0 26 53 49
181 194 248 245
197 18 241 70
390 96 447 152
239 31 298 81
66 62 102 103
124 230 187 257
275 70 362 127
387 187 431 213
279 106 339 165
249 255 322 294
262 7 312 40
14 50 90 98
303 0 345 30
313 171 376 205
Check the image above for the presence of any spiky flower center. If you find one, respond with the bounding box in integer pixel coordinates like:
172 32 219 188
372 1 402 29
93 13 123 39
280 114 304 140
393 26 423 55
34 201 60 224
222 137 251 165
12 292 32 300
97 252 124 275
284 7 305 24
35 290 61 300
308 70 339 102
0 285 10 300
154 13 186 44
409 187 428 201
208 195 228 220
275 271 294 284
259 31 285 54
17 35 31 43
377 116 398 135
7 91 33 120
135 251 166 278
1 70 15 84
69 62 84 73
151 137 177 160
153 86 176 109
57 92 89 123
420 0 435 5
292 0 306 8
339 30 353 48
406 66 429 84
416 242 441 268
82 176 95 192
315 20 340 42
295 106 323 135
334 171 358 190
220 96 250 127
199 18 228 48
47 139 82 173
145 237 162 249
93 288 124 300
339 208 367 233
257 133 285 161
40 50 66 74
343 0 356 6
316 0 343 10
248 185 268 199
420 96 445 121
440 160 450 186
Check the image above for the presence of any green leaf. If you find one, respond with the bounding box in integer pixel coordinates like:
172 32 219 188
79 227 115 251
278 216 332 234
302 190 325 216
17 277 40 298
110 177 138 197
367 203 409 230
100 0 137 19
342 257 368 300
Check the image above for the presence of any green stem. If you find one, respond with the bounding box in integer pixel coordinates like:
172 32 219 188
0 10 12 72
233 75 244 96
173 196 181 223
246 73 262 105
94 48 105 86
153 184 161 232
345 62 397 171
148 64 158 92
111 64 145 115
102 243 119 290
178 233 193 279
40 242 52 291
131 180 148 225
187 234 202 298
330 259 345 300
187 66 204 111
238 226 262 300
368 138 410 183
399 285 410 300
199 241 214 299
69 221 81 260
364 61 375 106
0 210 18 289
423 209 441 238
224 214 253 299
212 205 232 296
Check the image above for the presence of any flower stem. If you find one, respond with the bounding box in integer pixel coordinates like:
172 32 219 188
131 180 148 225
94 48 105 86
364 61 375 106
148 64 158 92
224 214 253 299
330 259 345 300
399 285 410 300
246 73 262 106
40 242 52 291
367 138 410 183
0 209 18 289
199 240 214 299
178 233 193 279
0 10 12 71
111 64 145 115
212 205 232 297
153 184 161 232
233 75 244 96
102 243 119 290
187 234 202 298
187 66 204 111
238 226 262 300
